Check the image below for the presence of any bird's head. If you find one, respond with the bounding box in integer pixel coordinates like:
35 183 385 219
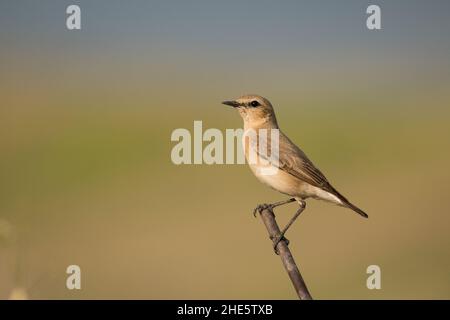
222 94 277 126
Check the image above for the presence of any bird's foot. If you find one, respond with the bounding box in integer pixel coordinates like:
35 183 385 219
253 198 296 217
270 234 289 255
253 203 274 217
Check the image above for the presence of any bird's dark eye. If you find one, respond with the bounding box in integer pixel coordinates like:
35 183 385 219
250 100 260 107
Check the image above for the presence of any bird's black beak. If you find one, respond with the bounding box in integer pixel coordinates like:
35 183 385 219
222 100 240 108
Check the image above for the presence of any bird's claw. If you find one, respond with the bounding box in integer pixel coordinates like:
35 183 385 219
253 203 273 217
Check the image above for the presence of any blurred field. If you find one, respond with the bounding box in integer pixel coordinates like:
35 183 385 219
1 89 449 299
1 0 450 299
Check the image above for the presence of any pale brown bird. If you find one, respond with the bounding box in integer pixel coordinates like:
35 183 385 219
223 95 367 251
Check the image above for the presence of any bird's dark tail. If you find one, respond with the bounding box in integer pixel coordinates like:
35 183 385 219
328 184 369 218
344 201 368 218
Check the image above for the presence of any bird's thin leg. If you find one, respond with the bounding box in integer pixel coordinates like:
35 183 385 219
253 198 296 217
272 200 306 254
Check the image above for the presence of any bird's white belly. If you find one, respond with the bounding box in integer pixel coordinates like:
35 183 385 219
248 162 343 205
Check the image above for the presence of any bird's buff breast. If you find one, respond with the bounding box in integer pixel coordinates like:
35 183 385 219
242 131 304 197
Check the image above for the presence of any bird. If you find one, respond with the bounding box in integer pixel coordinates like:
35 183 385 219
222 94 368 252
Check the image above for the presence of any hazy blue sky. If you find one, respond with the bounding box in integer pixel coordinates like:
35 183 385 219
2 1 449 49
1 1 449 109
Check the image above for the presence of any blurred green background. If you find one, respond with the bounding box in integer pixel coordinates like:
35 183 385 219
1 0 449 299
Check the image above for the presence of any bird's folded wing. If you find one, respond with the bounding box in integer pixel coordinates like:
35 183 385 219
250 130 333 191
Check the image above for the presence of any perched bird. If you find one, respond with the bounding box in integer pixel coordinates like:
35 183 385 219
223 95 367 251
